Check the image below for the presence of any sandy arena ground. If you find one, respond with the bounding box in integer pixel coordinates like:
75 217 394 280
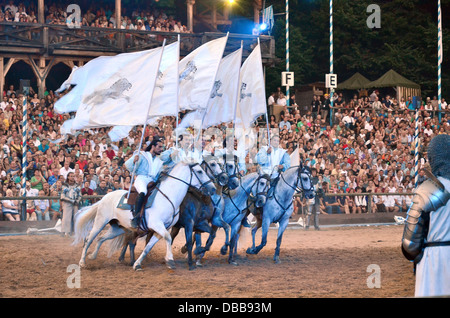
0 224 416 298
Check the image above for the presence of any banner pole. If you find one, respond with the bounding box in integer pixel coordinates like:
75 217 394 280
127 39 166 200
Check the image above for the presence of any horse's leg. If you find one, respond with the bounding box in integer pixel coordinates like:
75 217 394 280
193 220 213 255
227 221 242 266
273 217 289 264
184 221 196 270
79 218 109 268
133 234 160 271
150 221 177 269
89 223 125 260
247 215 262 254
247 215 270 255
118 243 128 263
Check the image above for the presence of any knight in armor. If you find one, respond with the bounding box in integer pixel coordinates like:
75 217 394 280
401 134 450 297
125 138 164 228
305 168 321 230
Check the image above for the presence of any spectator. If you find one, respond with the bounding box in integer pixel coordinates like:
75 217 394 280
59 160 74 181
34 189 50 220
30 169 45 191
2 189 20 221
353 187 367 213
320 181 341 214
60 172 81 237
48 189 61 220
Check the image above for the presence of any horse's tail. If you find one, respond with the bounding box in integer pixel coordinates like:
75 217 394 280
72 201 101 246
106 229 135 258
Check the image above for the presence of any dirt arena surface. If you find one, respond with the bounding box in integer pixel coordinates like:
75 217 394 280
0 224 415 298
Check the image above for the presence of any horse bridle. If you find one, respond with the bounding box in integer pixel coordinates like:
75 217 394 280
162 162 214 194
201 159 227 187
279 164 314 195
270 164 314 213
223 154 242 180
226 173 271 225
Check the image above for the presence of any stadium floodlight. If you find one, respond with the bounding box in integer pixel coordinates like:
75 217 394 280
259 22 268 31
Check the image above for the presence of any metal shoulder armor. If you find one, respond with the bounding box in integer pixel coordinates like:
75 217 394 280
401 179 450 261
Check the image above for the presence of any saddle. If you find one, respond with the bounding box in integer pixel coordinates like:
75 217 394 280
118 182 158 214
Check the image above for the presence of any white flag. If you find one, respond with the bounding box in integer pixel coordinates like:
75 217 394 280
290 147 300 167
178 35 228 112
203 47 242 127
107 40 180 141
69 45 165 130
178 46 242 130
235 42 267 130
54 52 144 115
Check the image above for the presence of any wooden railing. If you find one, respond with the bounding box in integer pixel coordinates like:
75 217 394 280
0 22 275 60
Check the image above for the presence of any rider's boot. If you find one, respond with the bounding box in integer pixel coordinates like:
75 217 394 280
131 192 145 229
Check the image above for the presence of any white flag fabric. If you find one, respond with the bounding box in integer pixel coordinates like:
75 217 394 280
54 53 138 115
70 46 164 130
178 35 228 112
202 47 242 127
107 40 180 141
290 147 300 167
235 42 267 130
178 46 242 130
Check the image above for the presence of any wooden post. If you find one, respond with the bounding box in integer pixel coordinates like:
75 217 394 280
115 0 121 28
38 0 44 24
187 0 195 33
253 0 262 24
0 57 4 96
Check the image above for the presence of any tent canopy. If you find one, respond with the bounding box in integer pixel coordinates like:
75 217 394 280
365 69 420 89
337 72 371 90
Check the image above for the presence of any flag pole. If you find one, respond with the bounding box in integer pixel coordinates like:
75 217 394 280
257 37 272 168
21 96 27 220
232 41 244 162
438 0 442 123
176 34 180 148
127 39 166 200
329 0 334 126
414 108 420 188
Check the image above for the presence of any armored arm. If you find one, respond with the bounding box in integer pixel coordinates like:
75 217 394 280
401 179 450 261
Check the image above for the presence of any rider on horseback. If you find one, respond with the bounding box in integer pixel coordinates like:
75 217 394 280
253 134 291 216
160 130 203 169
125 137 164 228
256 134 291 186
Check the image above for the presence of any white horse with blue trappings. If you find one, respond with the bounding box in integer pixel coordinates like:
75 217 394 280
72 160 216 270
246 164 315 263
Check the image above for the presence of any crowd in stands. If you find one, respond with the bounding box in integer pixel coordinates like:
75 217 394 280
0 77 448 221
267 88 449 215
0 1 191 33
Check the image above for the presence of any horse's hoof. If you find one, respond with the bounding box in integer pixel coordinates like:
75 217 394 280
166 259 176 270
188 264 196 271
220 245 228 255
246 247 255 255
88 253 96 260
133 264 143 271
228 260 239 266
274 257 281 264
196 260 203 267
79 260 86 268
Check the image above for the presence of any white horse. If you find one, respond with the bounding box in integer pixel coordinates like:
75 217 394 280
246 164 315 263
73 161 216 270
